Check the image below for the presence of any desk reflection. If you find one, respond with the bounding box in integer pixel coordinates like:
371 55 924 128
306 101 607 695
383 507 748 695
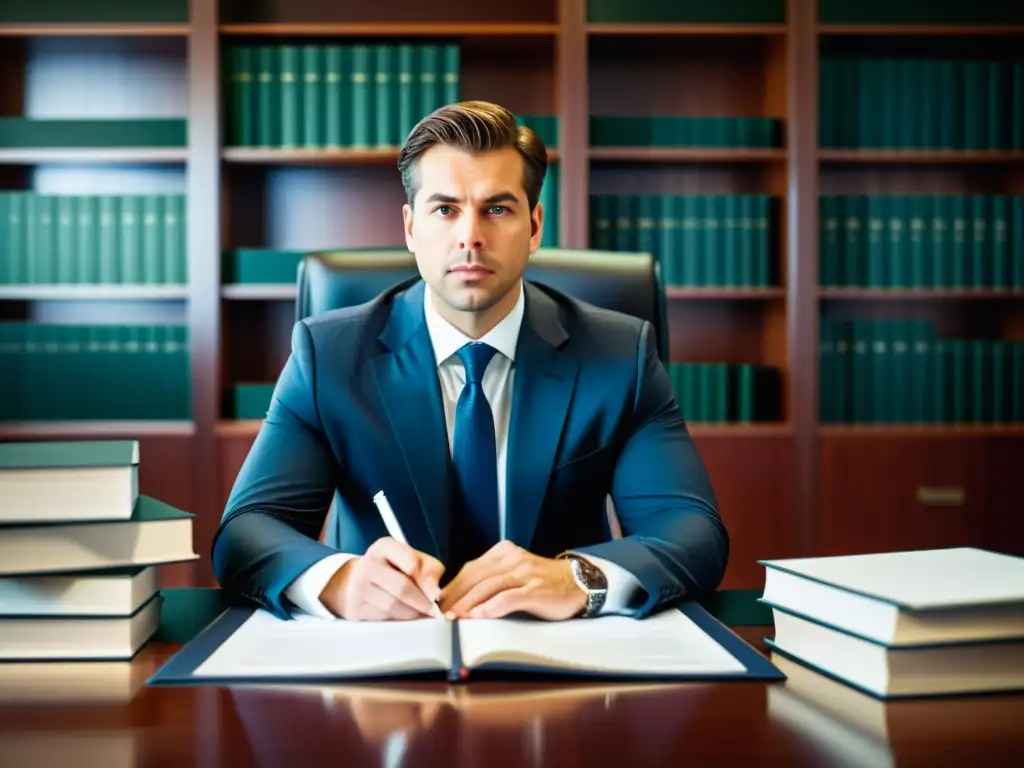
768 653 1024 767
228 679 712 767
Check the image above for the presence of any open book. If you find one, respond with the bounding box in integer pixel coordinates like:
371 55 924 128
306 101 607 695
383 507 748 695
147 601 783 685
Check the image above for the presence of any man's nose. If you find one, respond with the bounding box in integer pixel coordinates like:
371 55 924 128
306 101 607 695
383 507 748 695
456 212 484 251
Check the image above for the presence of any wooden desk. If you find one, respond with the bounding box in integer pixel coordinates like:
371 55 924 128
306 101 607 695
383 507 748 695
1 628 1022 766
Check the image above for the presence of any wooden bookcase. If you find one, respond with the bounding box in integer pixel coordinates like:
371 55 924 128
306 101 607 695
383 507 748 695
1 0 1021 591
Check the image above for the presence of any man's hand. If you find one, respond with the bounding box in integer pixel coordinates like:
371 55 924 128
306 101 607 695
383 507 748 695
319 537 445 621
438 541 588 620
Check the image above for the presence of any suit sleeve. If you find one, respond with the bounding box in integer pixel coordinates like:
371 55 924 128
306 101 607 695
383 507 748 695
211 320 345 619
569 321 729 618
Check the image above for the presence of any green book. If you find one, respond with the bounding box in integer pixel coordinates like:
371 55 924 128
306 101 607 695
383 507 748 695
141 196 164 285
278 45 302 149
301 45 323 149
256 46 279 148
866 196 886 287
991 196 1009 289
350 45 373 150
119 196 142 284
323 45 345 149
97 196 120 283
75 196 98 284
54 196 75 284
951 196 968 289
443 44 460 104
231 45 255 147
374 45 396 148
4 194 25 284
396 45 418 144
419 45 442 117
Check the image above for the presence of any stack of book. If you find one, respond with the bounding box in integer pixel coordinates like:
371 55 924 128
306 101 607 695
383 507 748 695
0 439 198 662
758 547 1024 699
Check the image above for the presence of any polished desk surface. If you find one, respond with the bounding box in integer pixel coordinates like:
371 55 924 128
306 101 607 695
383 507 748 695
1 627 1022 767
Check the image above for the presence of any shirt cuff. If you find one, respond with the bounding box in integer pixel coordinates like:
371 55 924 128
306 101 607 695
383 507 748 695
283 552 357 619
579 554 643 616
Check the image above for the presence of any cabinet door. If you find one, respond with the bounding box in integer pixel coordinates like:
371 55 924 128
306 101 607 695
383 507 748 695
695 435 798 589
819 435 989 556
986 437 1024 558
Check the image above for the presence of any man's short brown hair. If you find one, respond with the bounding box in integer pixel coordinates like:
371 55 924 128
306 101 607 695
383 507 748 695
397 100 548 211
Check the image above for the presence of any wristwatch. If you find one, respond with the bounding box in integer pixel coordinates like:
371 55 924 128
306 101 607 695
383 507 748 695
558 553 608 618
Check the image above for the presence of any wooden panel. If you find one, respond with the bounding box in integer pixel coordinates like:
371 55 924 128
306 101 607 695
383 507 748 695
589 36 782 117
819 165 1020 196
820 297 1023 342
136 435 196 588
694 436 797 589
986 437 1024 557
0 38 26 117
819 434 990 555
667 299 787 371
460 37 555 116
222 299 294 387
219 433 257 512
219 0 556 24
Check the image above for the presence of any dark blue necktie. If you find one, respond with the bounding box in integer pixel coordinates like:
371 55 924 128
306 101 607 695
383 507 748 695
449 342 500 573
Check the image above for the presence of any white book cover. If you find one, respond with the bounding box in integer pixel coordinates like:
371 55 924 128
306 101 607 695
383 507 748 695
760 547 1024 610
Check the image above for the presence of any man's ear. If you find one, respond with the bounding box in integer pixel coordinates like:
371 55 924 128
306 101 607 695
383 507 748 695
529 201 544 254
402 203 415 253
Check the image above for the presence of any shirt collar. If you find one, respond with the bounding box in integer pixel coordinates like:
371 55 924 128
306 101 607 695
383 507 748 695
423 279 525 366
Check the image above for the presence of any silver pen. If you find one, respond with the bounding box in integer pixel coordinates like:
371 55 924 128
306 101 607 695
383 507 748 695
373 490 446 620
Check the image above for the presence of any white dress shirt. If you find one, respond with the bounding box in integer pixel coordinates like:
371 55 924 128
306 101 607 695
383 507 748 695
285 280 642 618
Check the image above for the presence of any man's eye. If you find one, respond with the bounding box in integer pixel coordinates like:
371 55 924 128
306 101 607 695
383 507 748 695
488 206 507 215
436 205 451 216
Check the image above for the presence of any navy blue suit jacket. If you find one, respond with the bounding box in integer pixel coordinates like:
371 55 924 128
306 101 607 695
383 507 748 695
212 278 729 620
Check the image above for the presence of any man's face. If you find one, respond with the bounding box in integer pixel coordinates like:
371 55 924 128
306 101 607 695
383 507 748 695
402 144 543 316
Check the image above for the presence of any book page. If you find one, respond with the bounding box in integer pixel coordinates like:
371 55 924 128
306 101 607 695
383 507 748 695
193 610 452 679
458 608 748 675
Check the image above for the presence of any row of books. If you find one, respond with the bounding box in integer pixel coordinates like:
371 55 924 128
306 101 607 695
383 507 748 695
0 323 191 422
587 0 783 22
818 318 1024 424
668 363 781 424
225 43 461 150
0 118 185 149
819 195 1024 290
590 194 778 288
590 116 781 149
0 193 188 287
0 439 197 662
819 57 1024 150
761 546 1024 700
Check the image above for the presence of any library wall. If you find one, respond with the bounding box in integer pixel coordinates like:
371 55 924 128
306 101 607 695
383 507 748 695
1 0 1022 590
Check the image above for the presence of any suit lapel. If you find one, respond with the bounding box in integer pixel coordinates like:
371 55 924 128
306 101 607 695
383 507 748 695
369 281 451 562
505 283 579 550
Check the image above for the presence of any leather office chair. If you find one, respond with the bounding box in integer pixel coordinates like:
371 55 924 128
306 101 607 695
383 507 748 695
294 246 669 548
295 247 669 362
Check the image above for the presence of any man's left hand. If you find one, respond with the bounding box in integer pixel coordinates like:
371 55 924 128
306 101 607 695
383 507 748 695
438 541 587 620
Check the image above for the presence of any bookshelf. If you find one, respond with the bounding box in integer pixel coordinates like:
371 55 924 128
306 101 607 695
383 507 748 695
1 0 1021 591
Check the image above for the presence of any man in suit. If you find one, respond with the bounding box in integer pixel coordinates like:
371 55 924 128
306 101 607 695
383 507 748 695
213 100 728 623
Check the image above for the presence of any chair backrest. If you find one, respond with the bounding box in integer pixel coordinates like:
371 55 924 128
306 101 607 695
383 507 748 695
299 247 662 548
296 247 669 360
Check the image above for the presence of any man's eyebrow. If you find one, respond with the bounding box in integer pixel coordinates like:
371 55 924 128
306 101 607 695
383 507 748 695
421 191 522 205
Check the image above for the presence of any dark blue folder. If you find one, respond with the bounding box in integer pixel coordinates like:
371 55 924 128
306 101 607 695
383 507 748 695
146 599 785 687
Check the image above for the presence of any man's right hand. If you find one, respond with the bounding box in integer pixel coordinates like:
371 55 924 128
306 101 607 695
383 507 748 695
318 537 445 621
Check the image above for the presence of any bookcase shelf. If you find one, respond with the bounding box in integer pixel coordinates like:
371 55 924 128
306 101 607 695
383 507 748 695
218 23 560 37
818 25 1024 37
0 285 189 300
0 24 192 37
820 289 1024 301
0 420 195 437
3 0 1022 589
221 284 295 301
586 24 787 37
0 148 188 165
667 288 786 300
589 148 786 163
820 425 1024 437
223 147 561 165
819 150 1024 165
